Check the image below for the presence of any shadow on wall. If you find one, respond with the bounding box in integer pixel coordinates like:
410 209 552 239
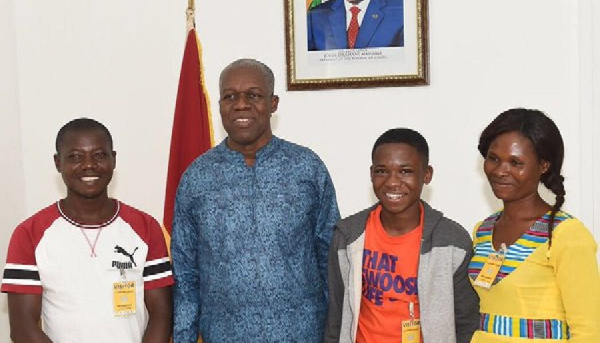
1 294 9 343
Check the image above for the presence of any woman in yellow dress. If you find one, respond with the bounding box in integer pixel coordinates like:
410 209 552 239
469 108 600 342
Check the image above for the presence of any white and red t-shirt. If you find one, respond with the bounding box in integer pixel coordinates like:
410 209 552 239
1 200 174 343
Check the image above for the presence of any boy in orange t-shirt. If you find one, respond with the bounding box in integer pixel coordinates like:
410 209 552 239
324 128 479 343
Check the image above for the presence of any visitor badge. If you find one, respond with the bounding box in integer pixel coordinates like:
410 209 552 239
402 302 421 343
474 243 507 289
113 281 136 316
402 319 421 343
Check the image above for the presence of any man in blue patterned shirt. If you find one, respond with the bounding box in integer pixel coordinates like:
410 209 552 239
171 58 341 343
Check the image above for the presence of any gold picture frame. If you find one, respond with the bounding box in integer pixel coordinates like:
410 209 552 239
285 0 429 90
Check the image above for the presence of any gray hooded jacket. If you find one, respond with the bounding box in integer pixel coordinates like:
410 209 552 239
324 201 479 343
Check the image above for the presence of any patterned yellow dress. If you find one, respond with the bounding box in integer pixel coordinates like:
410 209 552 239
468 211 600 342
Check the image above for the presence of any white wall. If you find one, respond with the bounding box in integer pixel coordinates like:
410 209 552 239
1 0 599 341
0 0 25 340
580 0 600 241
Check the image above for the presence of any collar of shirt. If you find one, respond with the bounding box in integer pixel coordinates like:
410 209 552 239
344 0 371 29
220 135 281 165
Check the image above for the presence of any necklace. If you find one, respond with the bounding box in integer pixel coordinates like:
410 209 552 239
57 200 120 257
79 227 103 257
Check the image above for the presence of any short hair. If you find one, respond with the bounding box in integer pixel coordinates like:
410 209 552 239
219 58 275 95
478 108 565 246
371 128 429 166
55 117 113 154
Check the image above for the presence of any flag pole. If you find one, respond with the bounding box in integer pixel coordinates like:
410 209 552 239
186 0 195 31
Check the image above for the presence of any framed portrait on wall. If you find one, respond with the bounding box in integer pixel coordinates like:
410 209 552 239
284 0 429 90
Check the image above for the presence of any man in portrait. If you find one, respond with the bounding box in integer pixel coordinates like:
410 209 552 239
307 0 404 51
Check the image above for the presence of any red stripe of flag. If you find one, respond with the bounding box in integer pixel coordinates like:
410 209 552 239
163 28 213 237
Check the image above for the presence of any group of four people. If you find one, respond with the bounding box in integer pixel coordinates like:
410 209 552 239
2 58 599 343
